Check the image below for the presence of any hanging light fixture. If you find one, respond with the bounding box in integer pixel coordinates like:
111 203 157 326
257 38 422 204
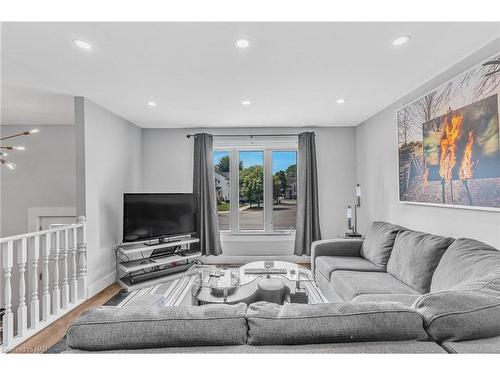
0 128 39 170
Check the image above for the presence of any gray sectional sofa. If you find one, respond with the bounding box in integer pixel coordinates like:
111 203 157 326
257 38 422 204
65 221 500 353
311 221 500 353
66 300 445 353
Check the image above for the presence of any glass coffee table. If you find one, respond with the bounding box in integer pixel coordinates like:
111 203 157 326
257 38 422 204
186 261 311 305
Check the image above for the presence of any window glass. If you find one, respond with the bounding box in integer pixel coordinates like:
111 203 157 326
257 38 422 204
272 151 297 231
239 151 264 230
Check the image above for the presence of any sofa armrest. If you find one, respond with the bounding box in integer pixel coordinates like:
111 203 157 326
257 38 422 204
311 239 363 275
413 289 500 343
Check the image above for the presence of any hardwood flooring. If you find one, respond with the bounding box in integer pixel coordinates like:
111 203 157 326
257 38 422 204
9 283 121 354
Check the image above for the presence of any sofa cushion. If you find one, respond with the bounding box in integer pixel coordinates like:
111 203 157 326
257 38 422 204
360 222 405 268
387 230 454 294
246 301 428 345
315 271 344 303
315 256 384 280
351 294 420 306
66 303 248 351
431 238 500 292
441 336 500 354
413 276 500 342
331 271 420 302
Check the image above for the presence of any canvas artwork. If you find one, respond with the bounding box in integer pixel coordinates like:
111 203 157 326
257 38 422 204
397 52 500 210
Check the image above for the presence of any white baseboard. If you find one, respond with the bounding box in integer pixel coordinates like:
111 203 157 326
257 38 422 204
87 271 117 297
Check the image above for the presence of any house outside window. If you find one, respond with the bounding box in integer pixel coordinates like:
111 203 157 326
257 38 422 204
213 136 297 235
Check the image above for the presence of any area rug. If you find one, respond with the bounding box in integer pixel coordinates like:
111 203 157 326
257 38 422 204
46 267 326 353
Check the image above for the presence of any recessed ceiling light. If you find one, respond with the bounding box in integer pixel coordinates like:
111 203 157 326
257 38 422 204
337 98 345 104
73 39 92 50
392 35 411 46
234 38 251 49
241 100 252 106
147 101 157 107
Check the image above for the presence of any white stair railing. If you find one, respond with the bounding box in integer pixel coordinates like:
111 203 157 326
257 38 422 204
1 216 87 353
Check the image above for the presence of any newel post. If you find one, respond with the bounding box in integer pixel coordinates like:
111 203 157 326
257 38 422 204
77 216 87 300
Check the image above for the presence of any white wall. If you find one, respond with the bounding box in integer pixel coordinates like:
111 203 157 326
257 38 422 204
0 124 76 236
356 39 500 249
76 98 142 294
142 127 357 257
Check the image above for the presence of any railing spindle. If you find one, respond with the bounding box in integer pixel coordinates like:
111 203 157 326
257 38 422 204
77 216 87 299
70 227 78 304
52 231 61 314
61 229 70 309
31 235 40 329
2 241 14 348
17 238 28 337
42 234 51 321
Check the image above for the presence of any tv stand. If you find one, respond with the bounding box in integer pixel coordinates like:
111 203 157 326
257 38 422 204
116 236 201 292
144 236 184 246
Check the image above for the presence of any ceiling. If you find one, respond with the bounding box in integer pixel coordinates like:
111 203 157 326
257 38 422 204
1 85 74 124
2 22 499 128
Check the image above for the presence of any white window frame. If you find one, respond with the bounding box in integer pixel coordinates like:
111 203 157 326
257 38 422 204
214 136 298 236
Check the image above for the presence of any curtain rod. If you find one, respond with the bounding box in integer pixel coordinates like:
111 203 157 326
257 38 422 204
186 133 299 138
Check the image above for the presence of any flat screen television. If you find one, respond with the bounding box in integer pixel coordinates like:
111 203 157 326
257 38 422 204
123 193 196 243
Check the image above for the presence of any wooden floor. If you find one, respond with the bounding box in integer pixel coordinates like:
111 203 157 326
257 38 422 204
10 283 121 354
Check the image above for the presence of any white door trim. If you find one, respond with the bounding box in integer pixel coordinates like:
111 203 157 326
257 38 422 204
27 206 77 232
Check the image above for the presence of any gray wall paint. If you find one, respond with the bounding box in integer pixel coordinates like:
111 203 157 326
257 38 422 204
356 39 500 249
81 99 142 293
141 127 357 255
0 124 76 236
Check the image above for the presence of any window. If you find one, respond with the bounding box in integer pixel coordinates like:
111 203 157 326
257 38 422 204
213 139 297 234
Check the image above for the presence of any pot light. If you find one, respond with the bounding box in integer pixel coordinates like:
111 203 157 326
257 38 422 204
337 98 345 104
241 100 252 106
73 39 92 50
234 38 251 49
29 128 39 134
147 101 157 107
392 35 411 46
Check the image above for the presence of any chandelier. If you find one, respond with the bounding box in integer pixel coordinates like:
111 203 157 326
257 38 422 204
0 128 39 170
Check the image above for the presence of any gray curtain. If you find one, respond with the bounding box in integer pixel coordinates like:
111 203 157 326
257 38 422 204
193 133 222 255
294 132 322 256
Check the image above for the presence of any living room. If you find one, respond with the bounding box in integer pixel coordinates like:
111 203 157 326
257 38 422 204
1 0 500 372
